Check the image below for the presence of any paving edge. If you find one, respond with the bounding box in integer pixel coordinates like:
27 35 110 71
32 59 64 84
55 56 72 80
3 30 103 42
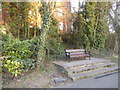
53 63 72 80
72 68 120 81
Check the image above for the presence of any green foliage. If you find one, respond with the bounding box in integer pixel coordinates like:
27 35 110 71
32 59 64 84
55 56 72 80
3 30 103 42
84 2 97 49
3 58 24 77
2 34 37 76
2 2 32 39
37 2 61 69
28 37 39 59
105 33 116 51
46 17 63 55
3 36 32 59
37 8 51 69
37 2 63 69
69 2 111 50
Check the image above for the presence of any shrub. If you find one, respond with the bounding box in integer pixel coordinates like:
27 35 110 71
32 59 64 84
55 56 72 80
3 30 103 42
3 58 24 76
45 17 63 60
2 34 37 76
28 37 39 59
2 35 32 58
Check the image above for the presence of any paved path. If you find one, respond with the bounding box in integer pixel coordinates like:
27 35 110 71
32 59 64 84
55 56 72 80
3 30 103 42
54 72 119 88
53 58 111 68
54 58 118 81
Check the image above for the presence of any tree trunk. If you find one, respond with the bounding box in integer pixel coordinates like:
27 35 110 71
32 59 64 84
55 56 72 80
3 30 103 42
37 2 51 70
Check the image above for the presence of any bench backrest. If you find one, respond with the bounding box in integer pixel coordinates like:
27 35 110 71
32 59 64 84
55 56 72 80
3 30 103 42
65 49 86 55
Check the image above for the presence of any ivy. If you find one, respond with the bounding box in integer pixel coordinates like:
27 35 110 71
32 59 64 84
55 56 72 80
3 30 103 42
2 34 37 77
46 17 62 56
37 2 51 69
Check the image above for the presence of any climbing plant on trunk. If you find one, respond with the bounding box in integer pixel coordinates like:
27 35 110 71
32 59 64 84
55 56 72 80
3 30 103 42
37 2 56 69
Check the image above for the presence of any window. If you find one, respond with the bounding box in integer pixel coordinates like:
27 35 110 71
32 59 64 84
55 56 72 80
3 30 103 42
59 22 63 30
58 9 62 16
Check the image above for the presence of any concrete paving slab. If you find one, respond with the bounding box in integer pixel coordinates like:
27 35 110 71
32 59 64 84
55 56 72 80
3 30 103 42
53 57 119 87
53 58 111 69
54 72 119 88
70 66 118 81
66 62 117 75
53 77 67 83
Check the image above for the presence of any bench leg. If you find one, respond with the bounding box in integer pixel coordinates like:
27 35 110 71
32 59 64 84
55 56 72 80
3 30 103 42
84 57 86 60
89 56 91 60
69 59 71 62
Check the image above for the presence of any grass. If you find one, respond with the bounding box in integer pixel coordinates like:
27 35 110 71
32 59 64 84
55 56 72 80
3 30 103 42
103 56 118 64
92 49 118 64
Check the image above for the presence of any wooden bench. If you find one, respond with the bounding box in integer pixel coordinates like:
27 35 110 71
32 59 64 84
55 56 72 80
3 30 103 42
65 49 91 60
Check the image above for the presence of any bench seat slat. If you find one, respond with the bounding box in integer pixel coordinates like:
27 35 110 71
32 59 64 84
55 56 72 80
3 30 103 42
67 52 85 55
70 52 85 54
66 49 85 52
70 54 90 58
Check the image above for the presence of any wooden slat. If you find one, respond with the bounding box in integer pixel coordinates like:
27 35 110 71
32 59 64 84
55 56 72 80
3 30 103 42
66 49 85 52
70 54 89 56
70 56 88 58
69 52 85 55
66 52 85 55
70 54 90 58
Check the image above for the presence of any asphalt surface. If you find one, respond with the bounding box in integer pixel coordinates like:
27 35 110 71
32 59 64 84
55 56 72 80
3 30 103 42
54 72 119 88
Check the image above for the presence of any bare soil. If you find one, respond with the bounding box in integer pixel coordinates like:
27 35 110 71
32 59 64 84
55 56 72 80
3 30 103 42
2 61 72 88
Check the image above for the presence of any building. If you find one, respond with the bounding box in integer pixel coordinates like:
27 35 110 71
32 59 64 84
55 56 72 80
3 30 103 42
53 0 72 33
0 1 72 34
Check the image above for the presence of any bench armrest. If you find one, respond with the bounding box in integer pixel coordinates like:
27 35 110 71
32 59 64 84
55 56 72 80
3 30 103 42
66 52 70 56
85 51 90 55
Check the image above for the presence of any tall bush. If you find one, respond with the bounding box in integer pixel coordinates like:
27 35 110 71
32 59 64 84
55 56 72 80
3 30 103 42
70 2 111 50
2 34 37 77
